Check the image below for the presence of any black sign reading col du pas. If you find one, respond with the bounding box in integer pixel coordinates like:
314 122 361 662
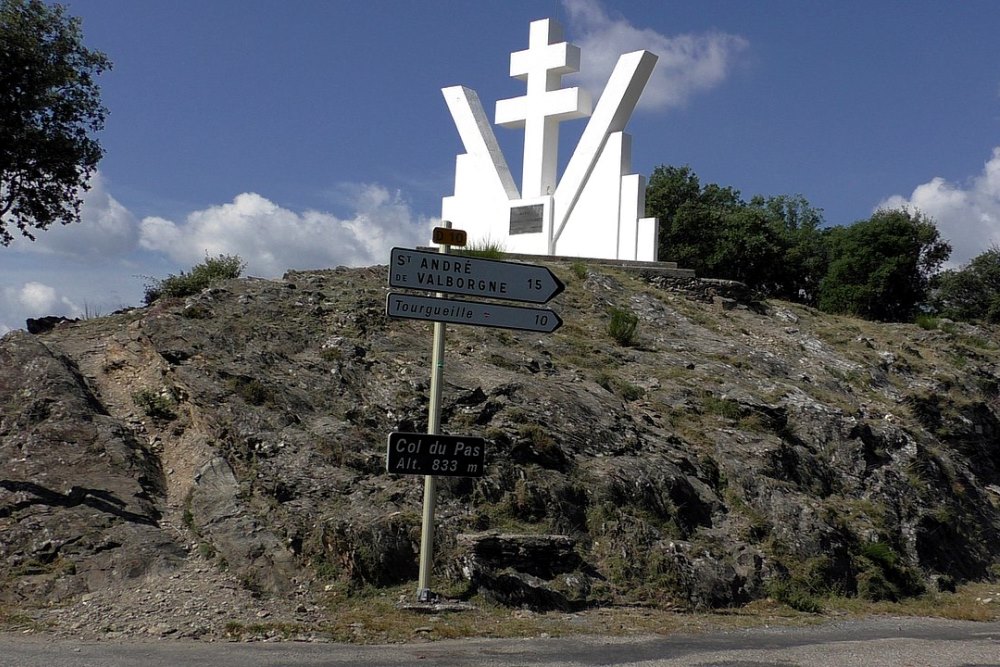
386 432 486 477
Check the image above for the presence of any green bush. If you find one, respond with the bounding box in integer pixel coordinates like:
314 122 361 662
768 579 823 613
457 239 506 259
854 541 925 601
226 376 273 406
132 388 176 420
608 306 639 346
596 371 645 401
931 245 1000 323
144 254 246 304
817 209 950 322
701 392 742 419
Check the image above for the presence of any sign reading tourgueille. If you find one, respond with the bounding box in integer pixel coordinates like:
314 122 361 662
389 247 564 304
386 292 562 333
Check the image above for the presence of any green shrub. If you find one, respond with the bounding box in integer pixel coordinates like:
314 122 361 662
608 306 639 346
768 579 823 613
855 541 925 601
132 388 176 420
859 541 898 569
701 392 742 419
320 347 343 362
570 261 588 280
596 371 645 401
144 254 246 304
457 239 506 259
226 376 273 406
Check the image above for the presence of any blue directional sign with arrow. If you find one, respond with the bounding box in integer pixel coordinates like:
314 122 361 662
386 293 562 333
389 247 564 304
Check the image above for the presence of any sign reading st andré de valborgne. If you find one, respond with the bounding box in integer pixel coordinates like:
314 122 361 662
389 247 564 304
386 432 486 477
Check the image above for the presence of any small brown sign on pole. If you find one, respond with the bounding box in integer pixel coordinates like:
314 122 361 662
432 226 467 247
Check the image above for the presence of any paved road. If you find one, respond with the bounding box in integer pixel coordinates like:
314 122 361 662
2 617 998 666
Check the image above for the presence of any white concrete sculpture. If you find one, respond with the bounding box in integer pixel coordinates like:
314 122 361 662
441 18 659 261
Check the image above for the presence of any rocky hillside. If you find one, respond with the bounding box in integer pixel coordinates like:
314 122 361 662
2 259 999 619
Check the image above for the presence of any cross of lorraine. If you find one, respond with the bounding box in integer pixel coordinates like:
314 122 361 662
441 18 659 261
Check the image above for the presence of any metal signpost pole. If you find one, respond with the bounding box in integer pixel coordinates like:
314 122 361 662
416 224 451 602
388 223 562 601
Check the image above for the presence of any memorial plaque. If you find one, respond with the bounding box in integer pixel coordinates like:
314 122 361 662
509 204 544 235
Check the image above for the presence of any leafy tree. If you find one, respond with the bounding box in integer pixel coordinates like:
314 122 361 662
0 0 111 245
646 164 742 277
747 194 828 302
646 165 827 299
818 208 950 321
708 204 787 287
932 245 1000 323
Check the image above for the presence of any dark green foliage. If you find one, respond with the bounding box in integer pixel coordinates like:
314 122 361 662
647 165 742 278
646 165 827 301
131 388 176 420
700 392 742 419
855 541 925 601
646 166 960 321
226 376 272 406
818 208 950 321
768 579 823 613
144 254 246 304
1 0 111 245
607 306 639 346
596 371 645 401
748 193 828 301
932 245 1000 323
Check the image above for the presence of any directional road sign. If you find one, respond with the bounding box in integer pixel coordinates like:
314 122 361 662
386 293 562 333
386 432 485 477
389 247 564 304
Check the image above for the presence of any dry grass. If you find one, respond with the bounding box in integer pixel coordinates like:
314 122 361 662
7 582 996 643
218 581 1000 644
820 582 1000 622
0 604 46 633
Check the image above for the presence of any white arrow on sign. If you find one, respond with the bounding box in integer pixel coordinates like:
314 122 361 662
389 247 565 304
386 293 562 333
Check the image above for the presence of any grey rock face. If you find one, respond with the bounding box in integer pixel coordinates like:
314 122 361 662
0 334 185 602
2 262 999 613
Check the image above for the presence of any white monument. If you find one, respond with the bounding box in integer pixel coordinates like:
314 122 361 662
441 18 659 261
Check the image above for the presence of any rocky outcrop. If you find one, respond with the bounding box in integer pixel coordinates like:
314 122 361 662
0 334 185 602
2 262 999 614
454 533 596 610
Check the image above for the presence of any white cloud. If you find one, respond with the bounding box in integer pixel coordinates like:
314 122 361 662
17 282 60 312
0 281 82 333
22 172 139 259
1 177 433 332
139 185 433 277
879 147 1000 267
562 0 749 111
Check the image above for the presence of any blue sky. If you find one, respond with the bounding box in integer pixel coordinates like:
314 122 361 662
3 0 1000 333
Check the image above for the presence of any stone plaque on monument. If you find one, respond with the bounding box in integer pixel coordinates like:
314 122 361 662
509 204 544 235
